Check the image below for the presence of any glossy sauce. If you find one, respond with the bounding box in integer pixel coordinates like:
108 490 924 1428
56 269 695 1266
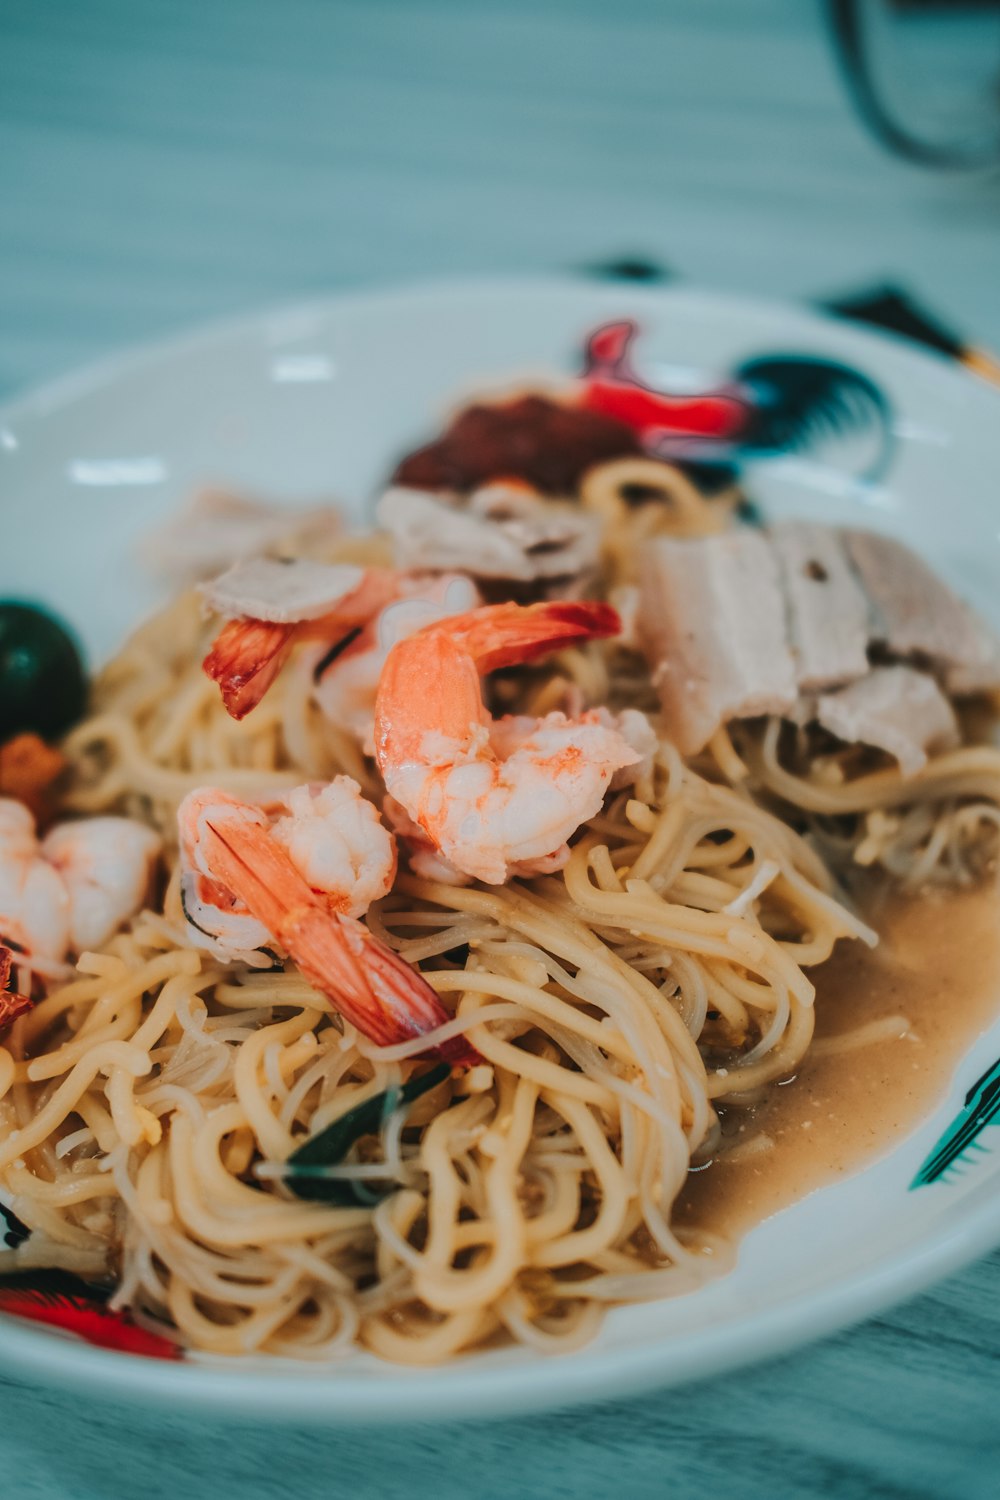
677 881 1000 1240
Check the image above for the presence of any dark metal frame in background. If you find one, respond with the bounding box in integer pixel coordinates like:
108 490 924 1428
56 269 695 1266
826 0 1000 168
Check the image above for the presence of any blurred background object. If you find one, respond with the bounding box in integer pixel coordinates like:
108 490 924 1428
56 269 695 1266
827 0 1000 168
2 8 1000 1496
2 0 1000 402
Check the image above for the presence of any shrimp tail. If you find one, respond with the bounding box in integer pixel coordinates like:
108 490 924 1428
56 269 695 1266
453 600 622 673
203 618 297 720
293 912 479 1067
201 816 478 1066
375 599 624 761
0 944 34 1032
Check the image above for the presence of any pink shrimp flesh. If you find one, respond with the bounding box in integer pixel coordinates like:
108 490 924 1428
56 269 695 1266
373 600 640 884
0 798 160 979
312 573 482 752
177 786 478 1067
203 617 298 720
201 559 399 720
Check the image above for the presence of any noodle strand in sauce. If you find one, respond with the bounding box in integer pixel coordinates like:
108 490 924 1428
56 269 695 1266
2 459 998 1364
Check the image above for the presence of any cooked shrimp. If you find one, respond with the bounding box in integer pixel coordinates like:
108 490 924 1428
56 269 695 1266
382 702 654 884
313 573 481 751
179 779 397 965
0 799 68 966
178 788 272 963
0 798 160 974
177 783 477 1065
270 780 398 917
374 600 639 884
41 818 161 953
201 557 399 719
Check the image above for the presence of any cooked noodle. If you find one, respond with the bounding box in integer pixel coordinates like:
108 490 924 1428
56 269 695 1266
2 456 998 1366
735 715 1000 886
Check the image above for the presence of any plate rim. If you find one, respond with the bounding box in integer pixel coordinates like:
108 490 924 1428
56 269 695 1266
2 272 999 1421
2 268 994 427
2 1188 999 1422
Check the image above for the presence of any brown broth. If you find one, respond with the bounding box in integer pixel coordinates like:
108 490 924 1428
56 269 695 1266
677 880 1000 1241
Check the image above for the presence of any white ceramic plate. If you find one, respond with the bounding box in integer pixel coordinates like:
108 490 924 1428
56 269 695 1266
2 276 1000 1421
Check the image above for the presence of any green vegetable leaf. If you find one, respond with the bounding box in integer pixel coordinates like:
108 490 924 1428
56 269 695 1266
281 1063 450 1205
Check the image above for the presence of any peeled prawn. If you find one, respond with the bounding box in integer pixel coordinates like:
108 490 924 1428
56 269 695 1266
374 600 639 884
201 557 398 719
0 798 160 977
313 573 481 751
179 779 397 964
177 782 477 1065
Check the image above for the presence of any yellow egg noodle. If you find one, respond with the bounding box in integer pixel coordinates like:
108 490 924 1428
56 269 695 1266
2 457 998 1366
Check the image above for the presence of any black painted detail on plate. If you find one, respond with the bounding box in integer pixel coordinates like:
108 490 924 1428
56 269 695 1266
911 1056 1000 1187
0 1267 114 1303
579 318 893 485
733 355 891 475
824 285 965 360
0 1201 30 1249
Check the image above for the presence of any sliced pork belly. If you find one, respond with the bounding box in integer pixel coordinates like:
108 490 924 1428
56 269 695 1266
770 522 870 691
200 557 366 623
638 522 999 763
844 530 1000 695
376 485 601 585
468 484 602 581
378 487 526 579
638 532 797 755
814 665 960 778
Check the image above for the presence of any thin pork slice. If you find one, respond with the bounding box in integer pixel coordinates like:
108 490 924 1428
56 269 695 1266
638 532 797 755
770 522 870 691
815 664 959 778
377 485 601 584
844 529 1000 695
200 557 366 623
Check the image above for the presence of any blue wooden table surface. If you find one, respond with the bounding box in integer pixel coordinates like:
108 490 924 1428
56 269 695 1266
3 2 999 1495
